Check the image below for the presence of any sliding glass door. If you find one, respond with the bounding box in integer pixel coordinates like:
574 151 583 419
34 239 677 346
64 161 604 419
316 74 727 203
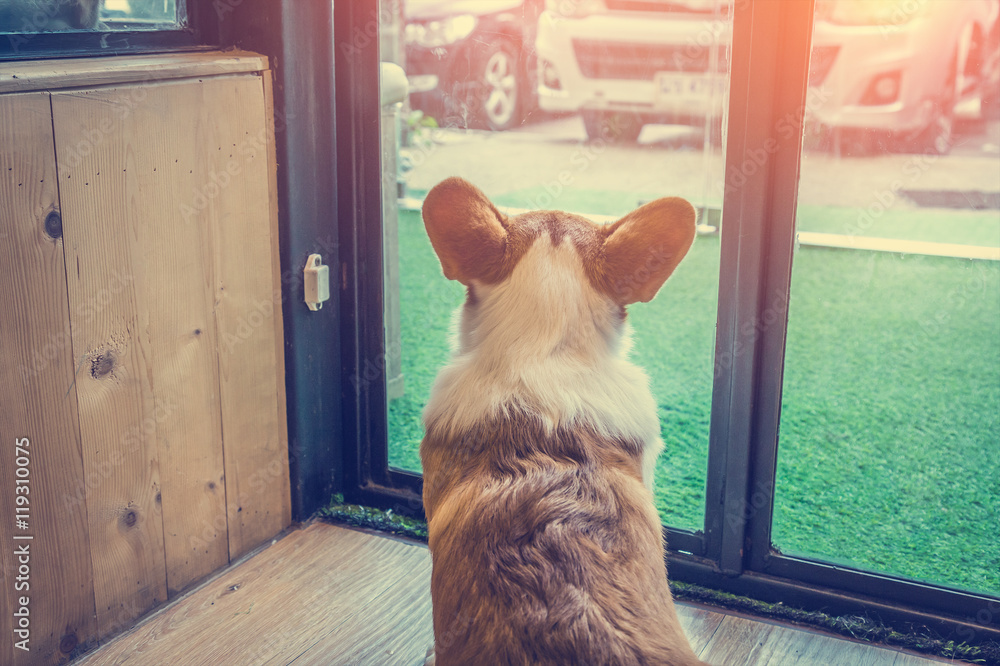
336 0 1000 641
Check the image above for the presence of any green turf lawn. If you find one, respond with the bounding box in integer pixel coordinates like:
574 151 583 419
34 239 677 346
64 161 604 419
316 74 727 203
387 204 999 597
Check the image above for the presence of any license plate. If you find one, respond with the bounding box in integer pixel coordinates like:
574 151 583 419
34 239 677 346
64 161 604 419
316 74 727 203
655 73 726 106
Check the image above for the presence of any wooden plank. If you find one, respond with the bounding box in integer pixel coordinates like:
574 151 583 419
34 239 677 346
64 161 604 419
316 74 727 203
212 74 291 560
265 537 434 665
0 92 99 664
675 603 724 655
52 86 170 636
758 622 904 666
699 614 782 665
74 524 428 665
75 524 968 666
0 52 269 94
53 78 239 598
892 650 956 664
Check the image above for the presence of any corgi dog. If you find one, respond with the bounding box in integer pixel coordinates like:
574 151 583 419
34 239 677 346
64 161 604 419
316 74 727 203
420 178 706 666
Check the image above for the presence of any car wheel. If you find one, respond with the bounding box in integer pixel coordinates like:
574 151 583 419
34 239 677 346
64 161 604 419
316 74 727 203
979 24 1000 121
581 110 643 143
983 80 1000 120
473 41 522 131
836 128 880 157
909 33 971 155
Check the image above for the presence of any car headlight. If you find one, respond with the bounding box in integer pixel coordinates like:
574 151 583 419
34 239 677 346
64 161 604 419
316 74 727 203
816 0 929 26
405 14 477 48
544 0 607 18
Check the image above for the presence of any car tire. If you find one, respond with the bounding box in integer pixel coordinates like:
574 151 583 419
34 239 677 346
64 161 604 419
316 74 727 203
836 128 880 157
470 40 522 131
909 98 955 156
908 33 971 155
582 110 643 143
979 27 1000 121
983 81 1000 120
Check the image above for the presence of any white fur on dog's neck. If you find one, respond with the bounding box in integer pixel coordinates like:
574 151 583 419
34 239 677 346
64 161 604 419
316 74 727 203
423 234 664 489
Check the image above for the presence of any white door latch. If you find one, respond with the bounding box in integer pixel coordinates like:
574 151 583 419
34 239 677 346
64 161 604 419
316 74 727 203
303 254 330 311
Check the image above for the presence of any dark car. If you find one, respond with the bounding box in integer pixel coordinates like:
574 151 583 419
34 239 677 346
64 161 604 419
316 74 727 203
404 0 545 131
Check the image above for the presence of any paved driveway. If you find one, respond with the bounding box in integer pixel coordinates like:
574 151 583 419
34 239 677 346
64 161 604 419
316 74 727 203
402 113 1000 213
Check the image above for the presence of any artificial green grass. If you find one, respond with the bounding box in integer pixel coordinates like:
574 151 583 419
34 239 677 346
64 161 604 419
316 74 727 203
776 248 1000 595
488 187 1000 247
387 205 1000 597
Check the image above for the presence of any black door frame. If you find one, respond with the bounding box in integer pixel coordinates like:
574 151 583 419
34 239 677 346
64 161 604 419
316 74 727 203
32 0 984 646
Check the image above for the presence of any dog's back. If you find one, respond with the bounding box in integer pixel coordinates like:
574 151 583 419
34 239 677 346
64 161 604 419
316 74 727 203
420 178 705 665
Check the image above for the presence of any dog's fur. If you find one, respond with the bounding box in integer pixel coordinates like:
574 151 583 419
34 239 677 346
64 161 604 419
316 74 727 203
420 178 706 665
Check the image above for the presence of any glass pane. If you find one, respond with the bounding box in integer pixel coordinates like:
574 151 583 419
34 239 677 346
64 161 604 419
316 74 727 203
380 0 733 532
0 0 185 33
775 0 1000 595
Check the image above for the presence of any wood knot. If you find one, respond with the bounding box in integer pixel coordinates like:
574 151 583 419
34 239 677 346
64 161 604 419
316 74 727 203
59 632 78 653
206 481 216 491
91 351 116 379
44 211 63 239
121 509 138 529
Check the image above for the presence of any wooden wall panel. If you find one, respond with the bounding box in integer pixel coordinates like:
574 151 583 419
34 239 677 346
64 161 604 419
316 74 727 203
52 79 250 630
0 93 99 664
212 73 292 559
0 57 288 650
52 88 169 636
52 72 289 605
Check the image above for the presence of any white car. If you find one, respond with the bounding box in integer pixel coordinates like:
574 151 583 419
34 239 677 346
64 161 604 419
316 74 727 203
536 0 731 142
808 0 999 154
537 0 999 153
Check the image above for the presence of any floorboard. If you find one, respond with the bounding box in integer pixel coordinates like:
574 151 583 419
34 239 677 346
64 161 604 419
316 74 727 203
73 523 966 666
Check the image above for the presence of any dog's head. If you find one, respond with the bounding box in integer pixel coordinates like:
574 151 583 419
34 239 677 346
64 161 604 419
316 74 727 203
422 177 696 360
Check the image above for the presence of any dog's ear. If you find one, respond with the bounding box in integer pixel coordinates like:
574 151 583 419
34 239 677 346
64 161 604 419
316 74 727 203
423 177 508 284
599 197 696 304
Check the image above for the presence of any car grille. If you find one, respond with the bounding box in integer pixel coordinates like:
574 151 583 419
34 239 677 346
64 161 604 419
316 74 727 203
572 39 728 79
808 45 839 86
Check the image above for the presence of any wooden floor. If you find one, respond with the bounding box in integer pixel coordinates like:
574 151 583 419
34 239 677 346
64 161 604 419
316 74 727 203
74 522 964 666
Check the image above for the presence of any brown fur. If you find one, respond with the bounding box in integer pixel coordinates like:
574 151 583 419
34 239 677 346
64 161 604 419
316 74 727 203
421 178 705 665
421 177 695 305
